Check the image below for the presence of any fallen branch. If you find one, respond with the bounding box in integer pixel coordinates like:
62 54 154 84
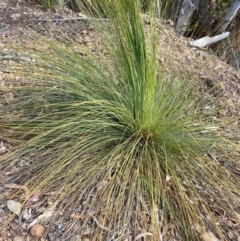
26 17 108 22
190 32 230 48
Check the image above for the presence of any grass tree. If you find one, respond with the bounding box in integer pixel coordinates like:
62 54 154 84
0 0 240 240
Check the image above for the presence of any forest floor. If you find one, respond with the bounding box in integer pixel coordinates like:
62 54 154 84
0 0 240 240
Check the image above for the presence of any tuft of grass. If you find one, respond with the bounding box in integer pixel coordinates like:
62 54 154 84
41 0 57 9
0 0 240 240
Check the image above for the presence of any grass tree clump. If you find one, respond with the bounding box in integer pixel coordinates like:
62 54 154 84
0 0 240 240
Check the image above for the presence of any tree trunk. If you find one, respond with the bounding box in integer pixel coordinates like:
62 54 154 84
220 0 240 32
175 0 200 35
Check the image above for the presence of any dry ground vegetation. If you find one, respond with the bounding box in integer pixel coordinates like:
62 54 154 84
0 0 240 241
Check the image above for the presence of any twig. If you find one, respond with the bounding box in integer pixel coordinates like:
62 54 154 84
133 232 152 241
26 17 108 22
92 215 109 231
207 153 219 164
156 0 161 19
4 183 30 201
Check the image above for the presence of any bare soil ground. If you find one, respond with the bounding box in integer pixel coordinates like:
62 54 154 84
0 0 240 240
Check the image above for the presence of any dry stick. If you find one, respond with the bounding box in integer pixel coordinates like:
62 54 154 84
156 0 161 19
91 215 109 231
26 17 108 22
4 183 30 200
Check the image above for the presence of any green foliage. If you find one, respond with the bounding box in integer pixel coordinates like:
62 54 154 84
140 0 152 12
41 0 58 9
34 0 74 10
218 0 232 11
139 0 178 17
0 0 239 240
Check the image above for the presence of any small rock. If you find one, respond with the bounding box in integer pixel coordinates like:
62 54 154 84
81 30 88 35
30 224 45 238
166 19 174 27
7 200 22 215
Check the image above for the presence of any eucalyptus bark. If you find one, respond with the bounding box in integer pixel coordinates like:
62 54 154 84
175 0 200 35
